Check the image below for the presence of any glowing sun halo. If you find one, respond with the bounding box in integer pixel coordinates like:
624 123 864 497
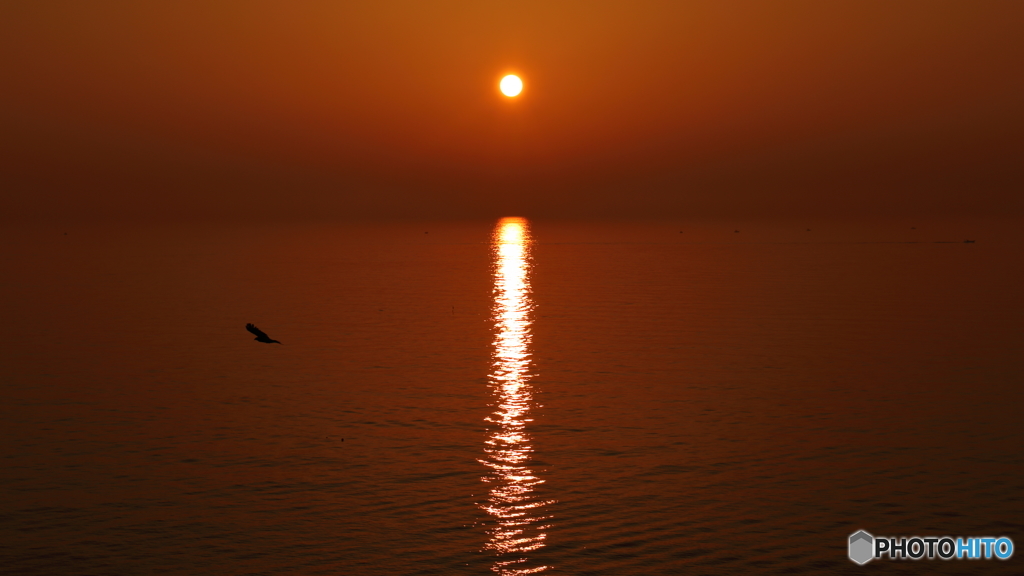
500 75 523 97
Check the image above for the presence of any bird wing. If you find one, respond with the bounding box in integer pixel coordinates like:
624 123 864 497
246 323 269 339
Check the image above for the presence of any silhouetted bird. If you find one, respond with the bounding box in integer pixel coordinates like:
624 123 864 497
246 323 281 344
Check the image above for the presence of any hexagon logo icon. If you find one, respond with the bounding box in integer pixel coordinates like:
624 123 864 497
849 530 874 565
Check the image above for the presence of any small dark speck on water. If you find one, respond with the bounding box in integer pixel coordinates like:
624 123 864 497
734 230 740 233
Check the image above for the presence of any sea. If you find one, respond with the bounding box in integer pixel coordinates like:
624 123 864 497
1 217 1022 575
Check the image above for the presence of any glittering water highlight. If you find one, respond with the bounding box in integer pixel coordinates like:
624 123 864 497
478 217 554 575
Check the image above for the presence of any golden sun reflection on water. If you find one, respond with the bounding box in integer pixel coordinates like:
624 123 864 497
479 217 554 575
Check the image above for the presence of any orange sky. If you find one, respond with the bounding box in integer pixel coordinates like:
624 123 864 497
2 1 1022 221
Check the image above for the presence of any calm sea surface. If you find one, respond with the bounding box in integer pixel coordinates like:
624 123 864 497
2 218 1022 575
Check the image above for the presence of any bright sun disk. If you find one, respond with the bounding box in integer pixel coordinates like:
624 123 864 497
500 75 523 97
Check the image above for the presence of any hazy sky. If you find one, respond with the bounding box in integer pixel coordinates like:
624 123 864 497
2 1 1022 222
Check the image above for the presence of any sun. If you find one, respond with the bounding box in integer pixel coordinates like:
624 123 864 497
499 75 523 97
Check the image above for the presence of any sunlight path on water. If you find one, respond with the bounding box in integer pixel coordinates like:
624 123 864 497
478 217 554 575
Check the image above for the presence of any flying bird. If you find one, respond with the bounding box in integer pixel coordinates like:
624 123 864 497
246 323 281 344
